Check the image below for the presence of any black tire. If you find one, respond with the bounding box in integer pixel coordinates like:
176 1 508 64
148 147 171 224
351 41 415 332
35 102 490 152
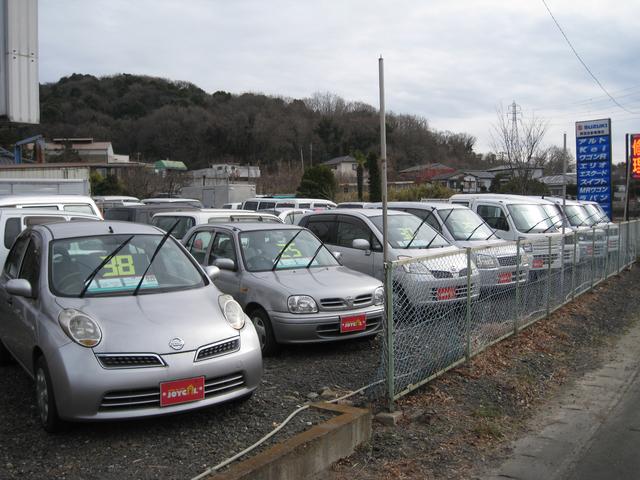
248 308 279 356
34 356 62 433
0 339 13 366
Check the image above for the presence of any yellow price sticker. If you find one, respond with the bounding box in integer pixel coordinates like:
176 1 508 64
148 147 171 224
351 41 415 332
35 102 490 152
399 228 414 241
276 242 303 258
100 254 136 277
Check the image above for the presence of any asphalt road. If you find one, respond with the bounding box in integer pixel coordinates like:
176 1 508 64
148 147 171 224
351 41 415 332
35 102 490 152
563 368 640 480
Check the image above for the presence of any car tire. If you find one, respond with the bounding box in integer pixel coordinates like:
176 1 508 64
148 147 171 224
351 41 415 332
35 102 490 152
0 339 13 366
249 308 279 356
34 356 62 433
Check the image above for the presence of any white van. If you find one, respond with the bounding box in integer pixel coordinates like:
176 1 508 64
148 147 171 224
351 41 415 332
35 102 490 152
241 197 336 211
0 209 100 269
449 194 565 272
151 209 282 239
0 195 102 219
579 200 618 252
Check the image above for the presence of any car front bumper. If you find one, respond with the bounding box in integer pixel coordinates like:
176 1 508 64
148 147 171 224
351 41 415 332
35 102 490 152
479 265 530 289
47 325 262 421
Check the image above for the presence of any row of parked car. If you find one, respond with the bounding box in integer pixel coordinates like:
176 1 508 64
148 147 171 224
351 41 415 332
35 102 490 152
0 193 616 431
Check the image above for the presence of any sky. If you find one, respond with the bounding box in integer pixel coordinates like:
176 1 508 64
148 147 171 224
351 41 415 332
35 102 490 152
39 0 640 162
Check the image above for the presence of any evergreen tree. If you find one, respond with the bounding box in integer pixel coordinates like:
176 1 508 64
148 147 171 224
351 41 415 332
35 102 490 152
367 152 381 202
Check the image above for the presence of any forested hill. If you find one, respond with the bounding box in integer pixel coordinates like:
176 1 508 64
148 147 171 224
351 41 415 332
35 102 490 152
3 73 484 173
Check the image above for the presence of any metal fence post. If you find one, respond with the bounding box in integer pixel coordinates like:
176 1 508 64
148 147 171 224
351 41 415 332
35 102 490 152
384 263 395 412
617 223 621 274
515 239 521 334
571 233 577 302
591 226 596 290
605 225 610 277
546 236 552 318
465 248 472 362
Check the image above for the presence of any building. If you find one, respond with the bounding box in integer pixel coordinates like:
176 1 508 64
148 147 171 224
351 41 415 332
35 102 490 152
432 170 495 193
486 164 544 180
323 156 360 181
398 163 457 183
45 138 116 163
190 164 261 186
539 173 577 196
154 160 187 173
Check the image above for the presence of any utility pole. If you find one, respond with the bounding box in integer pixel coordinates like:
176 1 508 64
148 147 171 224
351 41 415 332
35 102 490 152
562 132 567 234
310 143 313 167
300 147 304 171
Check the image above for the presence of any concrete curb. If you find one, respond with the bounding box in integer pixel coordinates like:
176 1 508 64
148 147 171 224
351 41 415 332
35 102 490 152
209 402 371 480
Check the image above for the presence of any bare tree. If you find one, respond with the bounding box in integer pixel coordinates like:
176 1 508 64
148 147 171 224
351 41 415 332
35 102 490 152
490 103 549 193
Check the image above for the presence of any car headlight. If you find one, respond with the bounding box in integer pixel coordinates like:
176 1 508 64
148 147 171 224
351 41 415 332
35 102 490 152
58 309 102 348
218 294 245 329
373 286 384 306
398 255 431 275
475 253 499 269
287 295 318 314
522 242 533 253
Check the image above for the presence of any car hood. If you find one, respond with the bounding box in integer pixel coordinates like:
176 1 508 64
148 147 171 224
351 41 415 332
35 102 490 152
454 239 511 249
393 244 461 258
55 286 239 354
249 266 382 297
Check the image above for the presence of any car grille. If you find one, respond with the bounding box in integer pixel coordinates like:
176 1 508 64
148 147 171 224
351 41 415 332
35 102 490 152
96 354 165 369
195 338 240 362
533 253 559 265
497 255 518 266
319 294 373 310
99 372 245 411
430 283 479 301
316 315 382 337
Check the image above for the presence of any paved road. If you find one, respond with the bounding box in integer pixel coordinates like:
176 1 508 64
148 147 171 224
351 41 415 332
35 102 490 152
563 368 640 480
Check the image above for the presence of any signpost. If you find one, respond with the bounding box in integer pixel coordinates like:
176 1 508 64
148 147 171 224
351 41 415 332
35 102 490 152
575 118 612 218
631 134 640 180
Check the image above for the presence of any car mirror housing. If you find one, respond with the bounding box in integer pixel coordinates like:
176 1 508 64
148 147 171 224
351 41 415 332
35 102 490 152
352 239 371 251
6 278 33 298
214 258 236 271
204 265 221 280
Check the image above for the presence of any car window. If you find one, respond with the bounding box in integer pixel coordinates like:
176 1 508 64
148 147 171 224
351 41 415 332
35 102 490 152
438 208 494 241
243 201 258 210
451 200 470 207
369 214 449 249
406 209 442 232
63 204 96 215
19 236 41 290
24 216 68 227
22 205 58 210
186 231 214 264
152 216 195 240
336 220 372 249
104 209 131 221
4 217 21 249
477 205 510 231
305 219 335 244
506 204 555 233
208 233 237 267
4 235 30 278
258 201 276 209
298 203 311 208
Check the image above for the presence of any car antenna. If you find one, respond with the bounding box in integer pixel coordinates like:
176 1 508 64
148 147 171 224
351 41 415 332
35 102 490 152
108 225 114 233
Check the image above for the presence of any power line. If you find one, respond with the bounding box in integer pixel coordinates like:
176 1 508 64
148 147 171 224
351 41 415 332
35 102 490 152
540 0 638 115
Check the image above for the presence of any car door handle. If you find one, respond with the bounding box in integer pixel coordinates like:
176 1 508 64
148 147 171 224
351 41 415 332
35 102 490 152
6 297 12 306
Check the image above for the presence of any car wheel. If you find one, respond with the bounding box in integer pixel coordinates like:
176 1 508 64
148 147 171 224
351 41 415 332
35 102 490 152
0 339 13 366
249 308 279 356
35 356 62 433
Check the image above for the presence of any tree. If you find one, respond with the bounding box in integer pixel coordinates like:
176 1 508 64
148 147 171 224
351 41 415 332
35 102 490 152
367 152 381 202
544 146 574 175
499 178 549 195
353 150 366 201
296 165 337 200
90 172 125 195
490 103 549 194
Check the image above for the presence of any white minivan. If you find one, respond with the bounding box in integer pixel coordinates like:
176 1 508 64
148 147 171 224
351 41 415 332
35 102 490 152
242 197 336 211
0 195 102 219
449 194 565 273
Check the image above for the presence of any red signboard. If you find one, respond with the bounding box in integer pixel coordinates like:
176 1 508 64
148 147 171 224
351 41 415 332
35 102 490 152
340 314 367 333
160 377 205 407
632 134 640 180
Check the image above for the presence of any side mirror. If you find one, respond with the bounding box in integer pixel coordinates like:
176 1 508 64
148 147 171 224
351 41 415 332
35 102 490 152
332 251 343 264
6 279 33 298
352 239 371 251
214 258 236 271
204 265 221 280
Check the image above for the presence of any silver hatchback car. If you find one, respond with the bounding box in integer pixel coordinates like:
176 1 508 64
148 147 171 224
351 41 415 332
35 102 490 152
0 221 262 431
182 223 385 355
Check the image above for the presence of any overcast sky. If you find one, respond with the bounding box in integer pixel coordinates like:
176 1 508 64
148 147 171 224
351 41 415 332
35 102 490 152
39 0 640 162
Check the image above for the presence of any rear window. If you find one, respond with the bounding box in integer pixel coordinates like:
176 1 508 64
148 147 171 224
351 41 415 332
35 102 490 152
24 216 68 227
104 210 132 221
258 201 276 209
64 204 96 215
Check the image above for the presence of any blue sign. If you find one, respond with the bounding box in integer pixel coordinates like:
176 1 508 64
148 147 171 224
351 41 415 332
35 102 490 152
576 119 612 218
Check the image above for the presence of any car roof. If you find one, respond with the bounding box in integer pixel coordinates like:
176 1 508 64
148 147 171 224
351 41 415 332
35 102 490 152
106 204 200 211
192 222 302 233
304 208 407 218
36 220 162 239
0 195 96 204
153 209 256 216
0 208 99 217
373 201 465 210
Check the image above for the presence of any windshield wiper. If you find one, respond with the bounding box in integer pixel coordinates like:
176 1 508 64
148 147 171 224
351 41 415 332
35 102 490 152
272 230 302 270
79 235 135 298
305 243 324 269
464 222 486 241
525 217 554 233
405 210 436 249
132 219 181 296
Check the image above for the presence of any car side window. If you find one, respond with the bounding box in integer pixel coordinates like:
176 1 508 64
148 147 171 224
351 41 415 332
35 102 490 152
305 219 335 244
208 233 237 267
4 235 30 278
186 231 214 264
477 205 509 231
337 220 372 249
19 236 41 291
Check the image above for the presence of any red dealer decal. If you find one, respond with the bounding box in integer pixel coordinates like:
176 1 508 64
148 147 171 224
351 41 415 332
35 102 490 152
160 377 205 407
340 314 367 333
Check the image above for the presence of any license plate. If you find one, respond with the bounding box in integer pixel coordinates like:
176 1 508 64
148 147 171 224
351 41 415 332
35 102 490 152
340 314 366 333
160 376 205 407
532 259 544 269
436 287 456 301
498 272 512 284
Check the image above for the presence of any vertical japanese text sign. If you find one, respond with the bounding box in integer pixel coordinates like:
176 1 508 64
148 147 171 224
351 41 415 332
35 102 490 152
576 118 612 217
631 134 640 180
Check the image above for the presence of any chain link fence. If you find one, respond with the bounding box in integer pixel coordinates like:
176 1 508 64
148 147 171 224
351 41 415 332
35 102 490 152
380 219 640 410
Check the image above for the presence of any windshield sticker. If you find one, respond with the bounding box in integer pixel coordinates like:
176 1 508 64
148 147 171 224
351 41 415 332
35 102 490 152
88 274 159 293
399 228 414 241
100 254 136 277
276 258 312 268
275 242 303 258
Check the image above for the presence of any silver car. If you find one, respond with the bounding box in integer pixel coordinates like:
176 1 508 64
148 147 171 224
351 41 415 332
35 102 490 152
182 223 384 355
0 221 262 431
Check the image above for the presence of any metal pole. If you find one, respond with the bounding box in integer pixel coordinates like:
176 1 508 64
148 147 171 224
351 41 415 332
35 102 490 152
591 226 596 289
625 134 631 221
515 239 521 333
562 132 567 230
571 234 577 301
546 236 552 318
617 223 622 274
465 248 472 362
605 225 610 277
384 265 394 412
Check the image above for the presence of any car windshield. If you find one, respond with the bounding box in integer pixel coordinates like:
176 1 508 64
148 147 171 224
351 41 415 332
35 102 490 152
583 204 607 224
152 216 195 239
541 204 563 227
565 205 592 226
369 214 449 249
239 229 339 272
50 234 204 297
437 208 493 241
506 204 557 233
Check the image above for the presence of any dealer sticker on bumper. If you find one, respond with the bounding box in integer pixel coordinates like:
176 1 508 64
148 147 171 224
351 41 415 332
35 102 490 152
160 376 205 407
340 314 367 333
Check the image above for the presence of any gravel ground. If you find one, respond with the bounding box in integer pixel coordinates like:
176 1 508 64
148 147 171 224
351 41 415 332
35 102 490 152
0 336 381 479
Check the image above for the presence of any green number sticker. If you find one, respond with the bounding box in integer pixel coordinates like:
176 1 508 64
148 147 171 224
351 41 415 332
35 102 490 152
100 254 136 277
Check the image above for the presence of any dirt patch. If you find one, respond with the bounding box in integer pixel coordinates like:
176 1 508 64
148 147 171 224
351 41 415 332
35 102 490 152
320 266 640 480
